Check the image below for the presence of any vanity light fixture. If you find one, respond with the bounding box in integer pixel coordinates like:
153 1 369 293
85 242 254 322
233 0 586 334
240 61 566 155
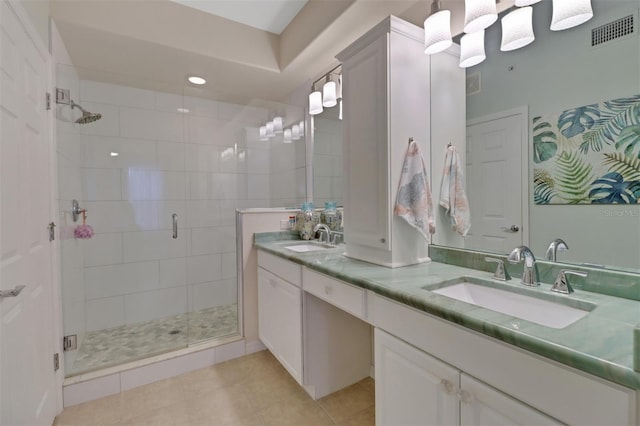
550 0 593 31
292 124 301 140
309 64 342 115
322 76 337 108
514 0 541 5
309 90 323 115
187 75 206 85
459 31 486 68
501 6 535 51
266 121 275 137
273 116 283 134
299 120 305 135
424 1 453 55
259 126 269 141
283 129 293 143
463 0 498 33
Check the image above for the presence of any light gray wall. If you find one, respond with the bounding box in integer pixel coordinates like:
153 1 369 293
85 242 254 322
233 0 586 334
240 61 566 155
466 0 640 270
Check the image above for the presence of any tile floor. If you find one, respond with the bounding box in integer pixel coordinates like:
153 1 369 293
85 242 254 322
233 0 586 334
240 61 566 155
69 305 238 376
55 350 375 426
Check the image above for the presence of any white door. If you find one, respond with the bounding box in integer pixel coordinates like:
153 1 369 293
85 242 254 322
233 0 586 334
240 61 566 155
465 109 527 253
460 374 560 426
375 328 459 426
1 1 59 424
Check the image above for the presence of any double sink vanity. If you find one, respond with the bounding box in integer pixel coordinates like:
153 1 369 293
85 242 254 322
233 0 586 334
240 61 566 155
255 232 639 426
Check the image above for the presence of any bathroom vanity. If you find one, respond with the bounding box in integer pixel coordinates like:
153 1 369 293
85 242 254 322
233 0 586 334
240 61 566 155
255 235 639 426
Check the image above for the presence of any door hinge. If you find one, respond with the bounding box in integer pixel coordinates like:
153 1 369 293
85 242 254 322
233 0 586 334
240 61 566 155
63 335 77 351
46 92 51 110
53 353 59 371
48 222 56 242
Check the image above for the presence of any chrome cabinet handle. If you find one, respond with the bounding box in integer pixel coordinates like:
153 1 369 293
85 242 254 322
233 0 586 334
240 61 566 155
0 285 26 298
501 225 520 233
172 214 178 239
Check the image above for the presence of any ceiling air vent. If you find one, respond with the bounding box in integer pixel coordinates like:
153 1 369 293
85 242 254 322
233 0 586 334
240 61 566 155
591 14 635 47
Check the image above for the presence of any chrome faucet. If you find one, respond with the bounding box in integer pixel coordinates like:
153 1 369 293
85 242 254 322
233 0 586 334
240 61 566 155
545 238 569 262
485 257 511 281
313 223 331 244
508 246 540 287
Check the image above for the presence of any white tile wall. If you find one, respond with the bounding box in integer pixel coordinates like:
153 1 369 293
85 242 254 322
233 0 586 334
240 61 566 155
189 279 236 311
187 254 222 285
124 286 187 324
157 142 185 171
83 233 124 267
159 257 187 288
84 261 161 300
123 230 187 263
86 296 125 331
81 168 122 201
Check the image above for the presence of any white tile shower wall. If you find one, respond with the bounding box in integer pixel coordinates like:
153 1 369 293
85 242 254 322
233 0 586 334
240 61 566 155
69 80 274 336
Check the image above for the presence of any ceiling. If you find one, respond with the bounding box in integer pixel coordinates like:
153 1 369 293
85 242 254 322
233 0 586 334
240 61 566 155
168 0 309 34
50 0 512 105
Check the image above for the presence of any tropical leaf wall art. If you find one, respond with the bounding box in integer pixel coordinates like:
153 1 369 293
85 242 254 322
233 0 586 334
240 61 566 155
532 94 640 205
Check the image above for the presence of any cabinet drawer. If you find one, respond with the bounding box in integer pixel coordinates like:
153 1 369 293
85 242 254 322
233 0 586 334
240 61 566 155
257 250 302 287
303 268 365 319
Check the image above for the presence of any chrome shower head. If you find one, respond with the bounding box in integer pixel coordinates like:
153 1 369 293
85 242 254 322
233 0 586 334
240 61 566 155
70 100 102 124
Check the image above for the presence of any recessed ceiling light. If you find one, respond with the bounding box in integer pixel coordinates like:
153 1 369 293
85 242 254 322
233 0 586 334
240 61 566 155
110 152 119 157
187 76 206 85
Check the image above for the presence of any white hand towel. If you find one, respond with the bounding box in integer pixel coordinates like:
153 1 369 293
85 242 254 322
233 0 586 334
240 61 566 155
394 140 435 241
440 145 471 237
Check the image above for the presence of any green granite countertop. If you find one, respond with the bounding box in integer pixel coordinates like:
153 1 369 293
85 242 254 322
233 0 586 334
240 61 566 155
254 234 640 390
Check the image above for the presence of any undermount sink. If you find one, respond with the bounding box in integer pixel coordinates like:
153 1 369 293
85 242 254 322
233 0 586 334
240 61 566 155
280 241 334 253
425 277 595 329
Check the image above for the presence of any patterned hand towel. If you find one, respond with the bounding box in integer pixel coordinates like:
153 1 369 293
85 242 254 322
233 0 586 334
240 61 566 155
394 140 435 241
440 145 471 237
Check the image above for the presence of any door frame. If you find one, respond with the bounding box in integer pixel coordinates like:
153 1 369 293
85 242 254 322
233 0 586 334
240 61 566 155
467 105 530 247
4 0 64 415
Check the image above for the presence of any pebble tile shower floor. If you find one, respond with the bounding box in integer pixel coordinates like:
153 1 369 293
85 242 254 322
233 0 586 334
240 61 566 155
55 350 375 426
69 304 238 376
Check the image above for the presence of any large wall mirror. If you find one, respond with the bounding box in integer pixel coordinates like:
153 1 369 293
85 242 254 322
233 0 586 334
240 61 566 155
307 0 638 272
435 0 639 272
310 105 343 207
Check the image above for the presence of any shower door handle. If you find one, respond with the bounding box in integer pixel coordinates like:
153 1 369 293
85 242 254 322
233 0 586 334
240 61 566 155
172 214 178 239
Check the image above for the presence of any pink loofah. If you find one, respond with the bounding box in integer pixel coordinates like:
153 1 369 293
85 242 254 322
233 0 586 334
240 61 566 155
74 224 94 239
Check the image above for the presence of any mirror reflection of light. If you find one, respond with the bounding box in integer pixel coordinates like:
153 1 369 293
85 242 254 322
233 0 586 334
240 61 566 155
177 108 190 113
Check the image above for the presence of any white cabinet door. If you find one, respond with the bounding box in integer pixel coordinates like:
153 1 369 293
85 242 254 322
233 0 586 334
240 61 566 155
460 374 561 426
342 35 390 251
257 267 303 384
375 328 459 426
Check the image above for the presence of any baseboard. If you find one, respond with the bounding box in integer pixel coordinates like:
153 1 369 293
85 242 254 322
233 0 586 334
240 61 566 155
245 339 267 354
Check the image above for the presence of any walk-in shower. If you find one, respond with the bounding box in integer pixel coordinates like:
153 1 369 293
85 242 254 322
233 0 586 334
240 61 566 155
56 64 251 376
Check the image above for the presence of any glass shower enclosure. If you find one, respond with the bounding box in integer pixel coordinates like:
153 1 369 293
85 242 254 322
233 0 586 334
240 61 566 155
56 64 303 376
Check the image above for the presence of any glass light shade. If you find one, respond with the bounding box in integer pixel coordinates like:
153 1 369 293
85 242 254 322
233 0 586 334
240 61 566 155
259 126 268 141
266 121 275 137
339 99 343 120
501 7 535 51
299 120 305 135
424 10 453 54
273 116 283 134
292 124 300 140
283 129 292 143
322 81 337 107
459 31 486 68
515 0 541 5
309 91 323 115
550 0 593 31
463 0 497 33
